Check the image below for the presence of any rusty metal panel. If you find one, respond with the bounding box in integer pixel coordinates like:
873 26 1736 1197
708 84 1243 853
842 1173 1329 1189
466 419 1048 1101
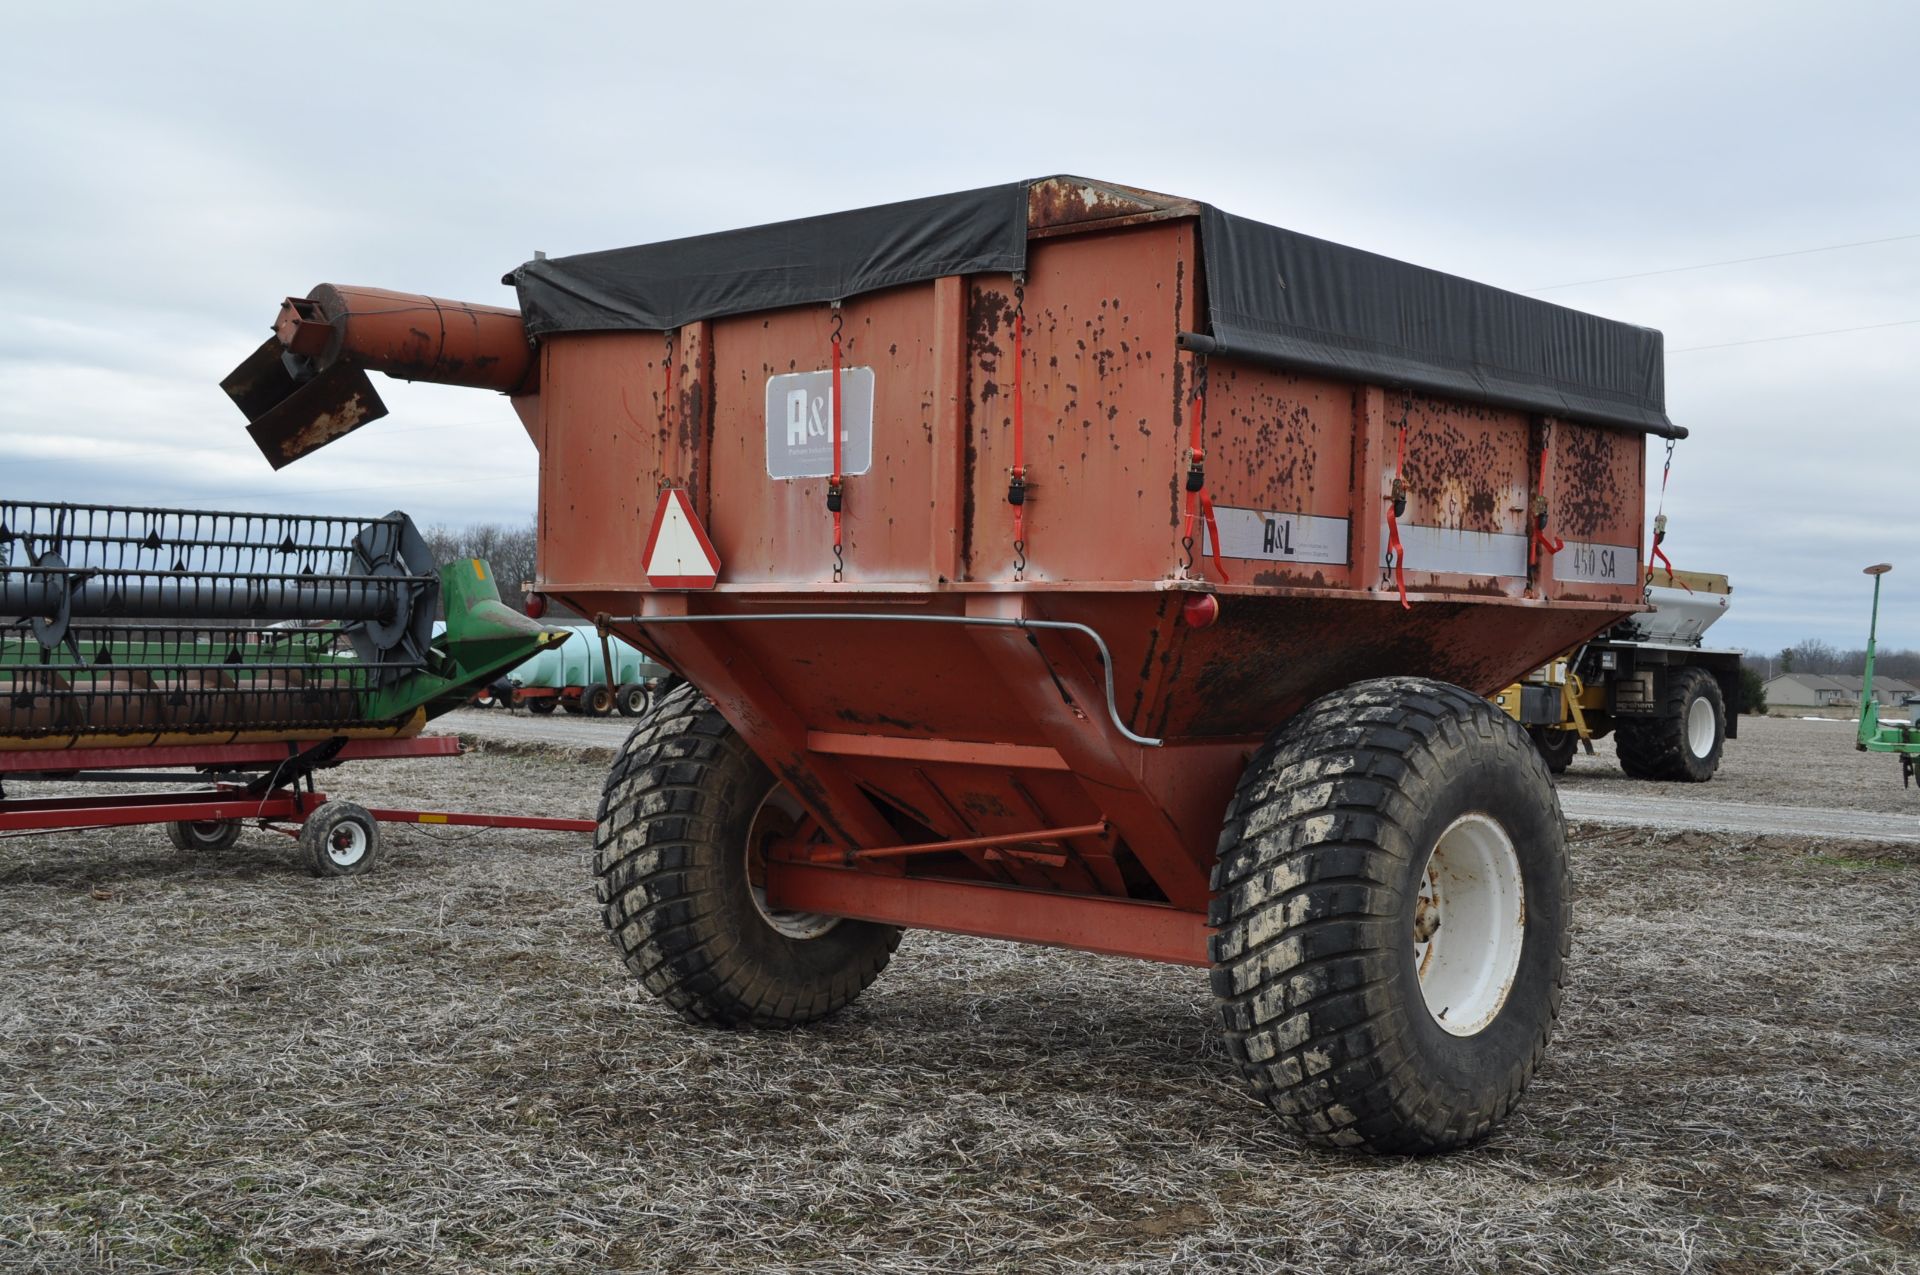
964 221 1199 585
536 332 691 592
1201 363 1359 588
704 289 942 585
1547 419 1646 604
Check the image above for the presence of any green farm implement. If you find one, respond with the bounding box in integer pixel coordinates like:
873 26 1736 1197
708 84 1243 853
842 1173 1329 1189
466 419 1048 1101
1858 562 1918 788
0 501 588 872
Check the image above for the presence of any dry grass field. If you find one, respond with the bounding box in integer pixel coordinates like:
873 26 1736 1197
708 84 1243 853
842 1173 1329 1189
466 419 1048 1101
2 732 1917 1273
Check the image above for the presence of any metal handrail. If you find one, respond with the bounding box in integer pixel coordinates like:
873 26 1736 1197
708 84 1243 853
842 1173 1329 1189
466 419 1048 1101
602 610 1164 748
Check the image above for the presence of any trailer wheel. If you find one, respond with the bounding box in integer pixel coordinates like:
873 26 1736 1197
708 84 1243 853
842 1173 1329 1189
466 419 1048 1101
560 696 585 716
594 681 900 1027
1528 725 1578 775
583 683 616 717
615 682 650 718
299 801 382 877
1210 676 1569 1154
166 819 242 853
1616 667 1723 782
527 698 558 716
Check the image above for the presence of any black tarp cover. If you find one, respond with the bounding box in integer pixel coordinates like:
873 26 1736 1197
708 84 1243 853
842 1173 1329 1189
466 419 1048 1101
508 177 1679 437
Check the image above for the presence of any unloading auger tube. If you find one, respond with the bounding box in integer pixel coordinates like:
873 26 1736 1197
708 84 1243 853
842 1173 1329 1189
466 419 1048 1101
223 284 535 469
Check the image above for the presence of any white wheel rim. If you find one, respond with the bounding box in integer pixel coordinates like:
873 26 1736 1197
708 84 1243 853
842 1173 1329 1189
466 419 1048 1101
1687 695 1716 758
327 821 369 867
745 787 841 940
1413 813 1526 1037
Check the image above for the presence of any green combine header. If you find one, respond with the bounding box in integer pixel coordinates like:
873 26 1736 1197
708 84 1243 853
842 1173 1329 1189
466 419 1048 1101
1 501 565 749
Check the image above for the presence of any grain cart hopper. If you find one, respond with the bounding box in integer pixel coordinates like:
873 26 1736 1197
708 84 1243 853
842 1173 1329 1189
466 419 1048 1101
226 177 1685 1153
0 501 585 872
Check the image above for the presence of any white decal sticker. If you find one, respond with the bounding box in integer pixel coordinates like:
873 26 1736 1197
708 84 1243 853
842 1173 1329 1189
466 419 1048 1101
1202 505 1349 565
765 368 875 480
1554 540 1638 585
1384 523 1530 578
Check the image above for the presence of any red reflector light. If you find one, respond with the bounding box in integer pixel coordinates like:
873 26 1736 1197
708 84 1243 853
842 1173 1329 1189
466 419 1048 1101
524 592 548 619
1181 593 1220 628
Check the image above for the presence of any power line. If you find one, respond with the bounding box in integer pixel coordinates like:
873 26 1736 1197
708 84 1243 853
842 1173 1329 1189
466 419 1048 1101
1669 317 1920 353
1524 232 1920 293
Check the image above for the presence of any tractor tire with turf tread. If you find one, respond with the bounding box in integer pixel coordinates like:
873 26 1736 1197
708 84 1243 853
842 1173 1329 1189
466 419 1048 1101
1615 666 1724 783
1209 676 1570 1154
594 681 901 1028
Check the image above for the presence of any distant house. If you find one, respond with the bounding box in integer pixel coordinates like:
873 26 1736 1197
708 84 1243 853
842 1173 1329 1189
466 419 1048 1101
1764 672 1920 708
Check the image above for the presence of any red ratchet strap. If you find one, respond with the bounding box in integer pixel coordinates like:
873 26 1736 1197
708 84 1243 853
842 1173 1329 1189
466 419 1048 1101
1647 515 1690 593
827 305 845 582
1529 429 1565 567
1007 278 1028 577
1182 357 1229 582
1384 418 1409 609
1644 440 1691 593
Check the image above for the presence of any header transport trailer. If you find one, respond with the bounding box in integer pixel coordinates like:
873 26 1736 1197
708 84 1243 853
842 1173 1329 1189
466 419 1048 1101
226 177 1684 1153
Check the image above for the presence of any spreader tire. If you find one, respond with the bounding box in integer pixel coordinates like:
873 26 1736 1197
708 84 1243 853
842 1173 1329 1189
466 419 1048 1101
1615 667 1723 782
1210 676 1570 1154
594 681 900 1028
299 801 381 878
166 819 242 853
615 682 650 718
583 683 616 717
1528 725 1578 775
527 697 558 716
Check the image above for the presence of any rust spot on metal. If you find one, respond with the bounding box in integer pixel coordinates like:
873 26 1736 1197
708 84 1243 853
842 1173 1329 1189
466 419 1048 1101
1556 423 1627 539
1025 177 1200 236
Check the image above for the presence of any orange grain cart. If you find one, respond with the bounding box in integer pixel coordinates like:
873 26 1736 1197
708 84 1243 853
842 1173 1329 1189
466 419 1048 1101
229 177 1683 1153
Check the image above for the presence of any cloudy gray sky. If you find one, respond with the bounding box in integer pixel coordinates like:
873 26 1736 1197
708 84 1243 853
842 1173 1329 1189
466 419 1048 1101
3 1 1915 656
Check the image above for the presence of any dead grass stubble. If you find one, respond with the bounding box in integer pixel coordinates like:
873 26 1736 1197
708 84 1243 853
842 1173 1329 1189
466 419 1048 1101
0 746 1915 1273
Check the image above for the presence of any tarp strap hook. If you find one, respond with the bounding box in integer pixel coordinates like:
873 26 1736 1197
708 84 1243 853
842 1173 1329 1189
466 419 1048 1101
1530 419 1566 568
827 303 845 583
1383 400 1410 610
1181 352 1229 583
660 328 676 437
1008 274 1028 581
1644 437 1690 593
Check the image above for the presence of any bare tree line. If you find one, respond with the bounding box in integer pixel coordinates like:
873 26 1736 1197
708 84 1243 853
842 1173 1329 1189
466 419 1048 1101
1744 641 1920 681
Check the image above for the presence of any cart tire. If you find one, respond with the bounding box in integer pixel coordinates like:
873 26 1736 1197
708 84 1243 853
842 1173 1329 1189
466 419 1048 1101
583 683 616 717
1615 667 1723 782
527 698 558 716
1209 676 1570 1154
594 681 901 1028
615 682 650 718
1528 725 1578 775
299 801 382 877
166 819 242 853
560 697 585 716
